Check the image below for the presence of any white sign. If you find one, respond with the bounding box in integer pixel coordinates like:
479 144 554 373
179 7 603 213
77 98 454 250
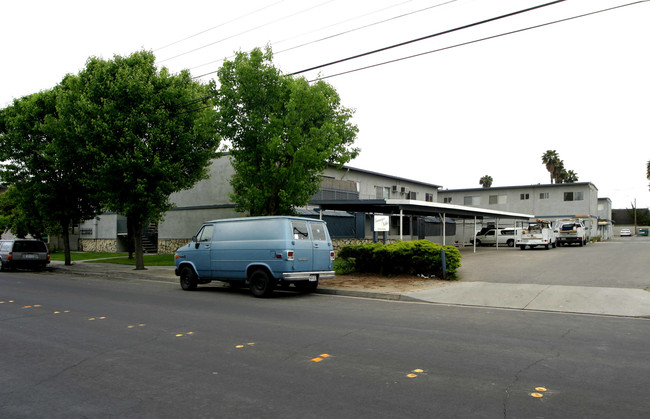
374 215 389 232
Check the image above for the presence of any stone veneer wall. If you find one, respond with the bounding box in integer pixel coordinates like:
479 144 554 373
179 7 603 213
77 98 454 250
158 239 191 255
80 239 117 253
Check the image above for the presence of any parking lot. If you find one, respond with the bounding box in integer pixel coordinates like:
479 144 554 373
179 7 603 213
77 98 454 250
456 236 650 289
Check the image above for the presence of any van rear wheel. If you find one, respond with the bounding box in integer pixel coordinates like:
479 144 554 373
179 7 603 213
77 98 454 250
180 266 198 291
249 269 275 298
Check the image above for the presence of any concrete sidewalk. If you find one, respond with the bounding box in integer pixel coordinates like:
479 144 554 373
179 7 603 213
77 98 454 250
49 262 650 318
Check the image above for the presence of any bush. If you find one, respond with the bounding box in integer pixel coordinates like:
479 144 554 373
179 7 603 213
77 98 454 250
337 240 462 279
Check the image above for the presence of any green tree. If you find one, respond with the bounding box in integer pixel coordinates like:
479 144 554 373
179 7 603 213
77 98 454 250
562 169 579 183
479 175 493 188
541 150 560 184
0 89 100 263
214 47 359 216
0 185 50 239
58 51 220 269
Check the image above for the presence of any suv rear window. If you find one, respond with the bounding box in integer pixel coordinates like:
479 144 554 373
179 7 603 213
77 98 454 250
12 241 47 252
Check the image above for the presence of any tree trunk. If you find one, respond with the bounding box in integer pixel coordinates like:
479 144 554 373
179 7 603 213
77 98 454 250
62 218 72 266
130 215 146 270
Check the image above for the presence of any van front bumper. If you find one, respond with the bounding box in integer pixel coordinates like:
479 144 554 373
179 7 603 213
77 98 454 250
282 271 335 281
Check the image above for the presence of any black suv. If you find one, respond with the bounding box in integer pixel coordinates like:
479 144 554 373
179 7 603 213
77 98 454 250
0 239 50 271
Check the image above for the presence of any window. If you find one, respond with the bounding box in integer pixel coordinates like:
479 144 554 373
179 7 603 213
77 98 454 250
196 225 214 242
520 193 530 200
489 195 507 205
310 223 327 241
425 193 434 202
539 192 549 199
407 191 417 200
443 197 452 203
291 222 310 240
464 196 480 206
375 186 390 199
564 191 584 201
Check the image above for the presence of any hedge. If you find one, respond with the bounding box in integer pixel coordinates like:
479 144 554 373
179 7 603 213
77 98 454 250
337 240 462 279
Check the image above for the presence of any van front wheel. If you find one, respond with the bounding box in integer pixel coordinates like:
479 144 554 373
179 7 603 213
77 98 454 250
180 266 198 291
249 270 275 298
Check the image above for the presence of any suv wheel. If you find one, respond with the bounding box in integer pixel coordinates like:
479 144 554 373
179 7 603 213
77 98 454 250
180 266 198 291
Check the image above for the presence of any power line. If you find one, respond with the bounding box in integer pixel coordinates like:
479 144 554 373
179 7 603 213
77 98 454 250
289 0 566 75
274 0 458 56
188 0 421 73
157 0 336 64
153 1 286 53
307 0 649 82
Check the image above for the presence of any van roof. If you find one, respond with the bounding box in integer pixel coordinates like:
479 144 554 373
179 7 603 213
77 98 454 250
205 216 326 224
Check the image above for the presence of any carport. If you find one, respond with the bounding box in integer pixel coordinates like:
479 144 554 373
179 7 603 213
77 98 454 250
312 198 534 252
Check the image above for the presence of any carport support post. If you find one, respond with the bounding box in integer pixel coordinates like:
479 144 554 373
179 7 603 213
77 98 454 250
399 209 403 241
473 216 477 253
496 217 499 249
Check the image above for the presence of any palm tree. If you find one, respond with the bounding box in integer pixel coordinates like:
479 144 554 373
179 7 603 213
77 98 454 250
541 150 560 184
563 170 579 183
553 160 566 184
479 175 493 188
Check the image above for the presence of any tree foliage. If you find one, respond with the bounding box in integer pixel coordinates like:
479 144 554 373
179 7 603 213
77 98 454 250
214 47 359 216
479 175 493 188
57 51 220 269
0 89 100 262
541 150 578 184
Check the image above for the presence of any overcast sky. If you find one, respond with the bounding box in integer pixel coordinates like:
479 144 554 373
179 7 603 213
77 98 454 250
2 0 649 209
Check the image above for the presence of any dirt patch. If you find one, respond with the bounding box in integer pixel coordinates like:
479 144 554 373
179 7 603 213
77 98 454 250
320 273 453 294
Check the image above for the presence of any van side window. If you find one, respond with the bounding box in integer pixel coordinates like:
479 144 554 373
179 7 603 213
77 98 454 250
291 222 310 240
310 224 327 241
196 225 214 242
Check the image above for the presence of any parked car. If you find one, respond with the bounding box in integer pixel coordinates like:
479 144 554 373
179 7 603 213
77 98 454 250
0 239 50 271
174 216 335 297
471 228 516 247
620 228 632 237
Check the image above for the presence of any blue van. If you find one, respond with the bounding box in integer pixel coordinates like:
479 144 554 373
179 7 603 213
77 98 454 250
174 216 335 297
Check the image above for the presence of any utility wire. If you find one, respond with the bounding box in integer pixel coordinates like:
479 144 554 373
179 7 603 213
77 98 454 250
290 0 566 75
158 0 336 64
308 0 649 81
188 0 419 72
153 1 286 52
275 0 458 56
192 0 462 80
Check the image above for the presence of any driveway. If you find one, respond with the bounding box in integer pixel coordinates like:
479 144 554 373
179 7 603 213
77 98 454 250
455 237 650 289
403 237 650 317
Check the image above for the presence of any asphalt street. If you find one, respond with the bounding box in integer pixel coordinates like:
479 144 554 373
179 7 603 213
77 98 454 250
1 267 649 418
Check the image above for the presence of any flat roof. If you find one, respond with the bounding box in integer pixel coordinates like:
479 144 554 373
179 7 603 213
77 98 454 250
340 165 443 189
438 182 597 193
314 198 534 220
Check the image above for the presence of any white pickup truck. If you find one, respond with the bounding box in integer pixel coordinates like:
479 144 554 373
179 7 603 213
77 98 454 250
515 220 556 250
556 219 587 246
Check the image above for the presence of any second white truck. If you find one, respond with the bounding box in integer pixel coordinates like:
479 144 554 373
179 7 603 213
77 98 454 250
555 218 587 246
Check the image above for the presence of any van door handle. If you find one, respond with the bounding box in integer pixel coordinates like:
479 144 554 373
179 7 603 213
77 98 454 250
313 244 319 248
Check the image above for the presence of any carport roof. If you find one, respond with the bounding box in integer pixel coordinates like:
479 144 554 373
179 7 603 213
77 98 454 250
313 198 534 220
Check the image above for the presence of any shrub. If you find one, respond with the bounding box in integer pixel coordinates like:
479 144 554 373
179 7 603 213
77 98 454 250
337 240 462 279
